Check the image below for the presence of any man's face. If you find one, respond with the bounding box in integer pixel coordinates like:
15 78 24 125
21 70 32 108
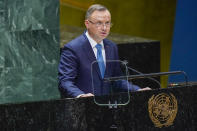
85 10 111 43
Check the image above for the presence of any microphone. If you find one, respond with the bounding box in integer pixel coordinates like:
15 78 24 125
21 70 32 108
121 60 161 88
104 71 188 87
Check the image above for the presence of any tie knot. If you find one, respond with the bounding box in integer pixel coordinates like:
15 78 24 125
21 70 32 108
95 44 102 50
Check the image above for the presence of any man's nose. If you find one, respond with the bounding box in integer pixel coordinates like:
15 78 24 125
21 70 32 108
101 24 107 30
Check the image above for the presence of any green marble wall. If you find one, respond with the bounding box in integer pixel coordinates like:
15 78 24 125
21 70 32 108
0 0 60 104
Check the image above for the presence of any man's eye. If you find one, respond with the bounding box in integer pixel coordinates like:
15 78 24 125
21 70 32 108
106 22 110 25
97 22 102 25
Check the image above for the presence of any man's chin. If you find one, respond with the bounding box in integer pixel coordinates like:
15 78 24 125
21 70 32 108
100 35 108 39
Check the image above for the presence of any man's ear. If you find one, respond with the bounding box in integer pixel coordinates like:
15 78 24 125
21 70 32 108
84 20 89 29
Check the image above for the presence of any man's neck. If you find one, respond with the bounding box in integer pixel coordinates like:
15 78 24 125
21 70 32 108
87 31 102 43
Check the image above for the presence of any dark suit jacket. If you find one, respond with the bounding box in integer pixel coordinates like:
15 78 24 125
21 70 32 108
58 32 140 98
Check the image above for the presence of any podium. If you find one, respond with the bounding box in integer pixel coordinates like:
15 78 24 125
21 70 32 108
0 85 197 131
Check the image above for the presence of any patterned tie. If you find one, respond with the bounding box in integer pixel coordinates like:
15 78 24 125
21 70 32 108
95 44 105 78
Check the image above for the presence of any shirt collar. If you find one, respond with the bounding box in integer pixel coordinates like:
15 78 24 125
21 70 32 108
85 31 104 49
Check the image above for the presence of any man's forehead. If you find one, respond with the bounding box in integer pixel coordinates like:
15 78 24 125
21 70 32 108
90 10 111 20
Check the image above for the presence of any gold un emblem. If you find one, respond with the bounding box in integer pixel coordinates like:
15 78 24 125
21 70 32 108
148 93 178 128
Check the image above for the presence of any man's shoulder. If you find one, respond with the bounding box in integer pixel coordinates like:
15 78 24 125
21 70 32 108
64 33 87 48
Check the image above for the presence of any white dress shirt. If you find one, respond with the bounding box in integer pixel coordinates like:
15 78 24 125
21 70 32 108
85 31 106 65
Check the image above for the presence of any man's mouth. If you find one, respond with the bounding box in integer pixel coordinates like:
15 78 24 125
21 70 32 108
101 32 107 36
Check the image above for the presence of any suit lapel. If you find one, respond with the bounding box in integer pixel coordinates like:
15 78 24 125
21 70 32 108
104 41 111 78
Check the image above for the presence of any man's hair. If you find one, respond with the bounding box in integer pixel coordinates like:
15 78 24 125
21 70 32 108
85 4 109 20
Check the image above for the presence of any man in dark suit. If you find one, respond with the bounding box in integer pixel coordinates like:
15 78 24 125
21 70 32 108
58 4 150 98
